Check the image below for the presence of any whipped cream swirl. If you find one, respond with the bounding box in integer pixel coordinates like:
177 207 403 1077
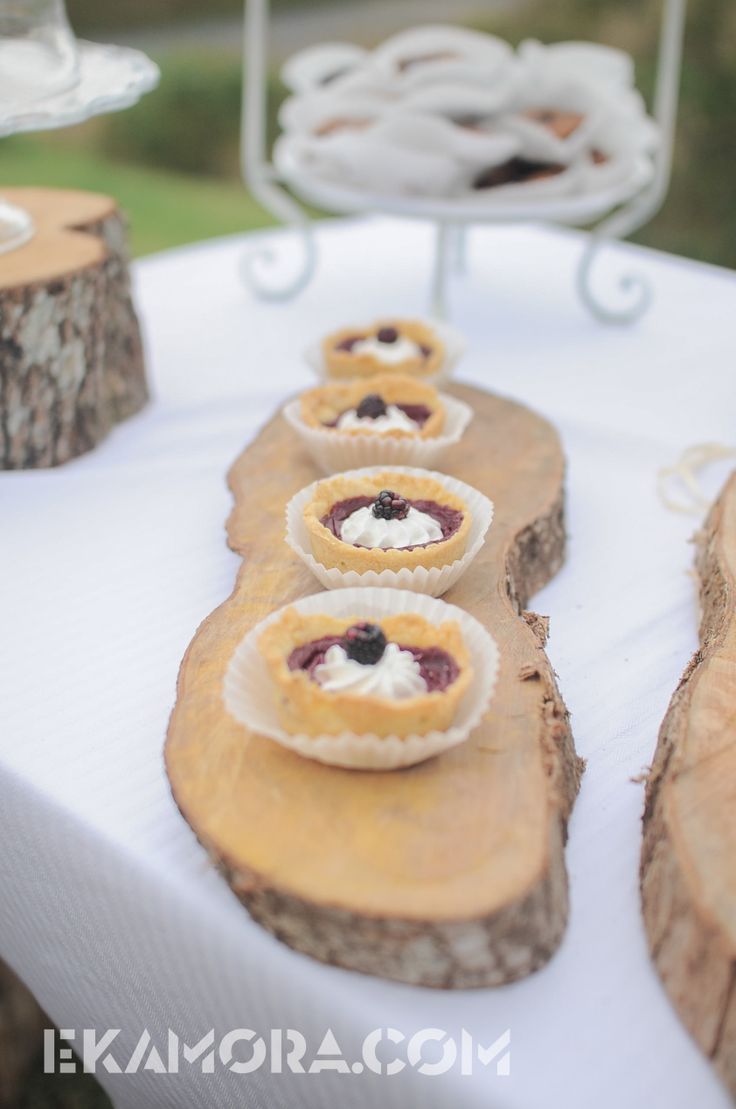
340 504 443 549
351 335 423 365
314 642 427 698
336 404 419 434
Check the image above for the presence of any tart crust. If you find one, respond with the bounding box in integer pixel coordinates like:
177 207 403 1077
299 374 445 439
303 469 472 574
259 609 472 737
322 318 445 379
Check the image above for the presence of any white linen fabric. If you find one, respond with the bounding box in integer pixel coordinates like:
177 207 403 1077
1 217 735 1109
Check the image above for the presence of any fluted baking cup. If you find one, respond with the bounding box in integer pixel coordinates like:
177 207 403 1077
285 465 493 597
223 586 500 769
283 392 472 475
304 319 466 384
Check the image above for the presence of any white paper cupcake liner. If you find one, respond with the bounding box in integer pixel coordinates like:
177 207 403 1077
282 392 473 475
223 586 500 769
285 464 493 598
304 319 466 385
280 43 369 94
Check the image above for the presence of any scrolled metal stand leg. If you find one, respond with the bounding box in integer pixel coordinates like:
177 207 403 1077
451 224 467 275
430 222 451 320
576 235 654 325
239 0 317 301
576 0 687 324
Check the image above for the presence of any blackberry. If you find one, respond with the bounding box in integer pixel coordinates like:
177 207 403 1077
376 326 399 344
335 335 362 352
344 623 387 665
372 489 410 521
356 393 387 420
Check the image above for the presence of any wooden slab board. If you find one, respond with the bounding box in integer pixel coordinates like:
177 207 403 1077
641 472 736 1091
165 384 583 988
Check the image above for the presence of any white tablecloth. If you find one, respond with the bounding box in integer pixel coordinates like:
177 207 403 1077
1 217 735 1109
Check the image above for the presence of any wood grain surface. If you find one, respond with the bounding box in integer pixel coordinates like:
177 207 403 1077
642 472 736 1091
166 384 583 987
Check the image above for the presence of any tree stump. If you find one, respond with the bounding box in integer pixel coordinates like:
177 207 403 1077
0 187 148 469
641 471 736 1093
166 385 583 988
0 959 45 1106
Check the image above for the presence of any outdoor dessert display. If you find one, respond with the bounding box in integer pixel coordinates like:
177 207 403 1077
275 27 658 217
165 356 582 986
0 187 148 469
243 6 687 321
641 471 736 1097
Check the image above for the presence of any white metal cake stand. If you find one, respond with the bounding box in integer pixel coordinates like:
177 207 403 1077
239 0 687 323
0 40 159 255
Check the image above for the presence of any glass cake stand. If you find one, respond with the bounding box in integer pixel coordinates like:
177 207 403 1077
0 1 159 256
239 0 687 323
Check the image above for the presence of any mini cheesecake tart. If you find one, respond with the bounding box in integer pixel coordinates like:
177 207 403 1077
299 374 445 439
322 319 445 379
259 608 472 737
303 469 471 574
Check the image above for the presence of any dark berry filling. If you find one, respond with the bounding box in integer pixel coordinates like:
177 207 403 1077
335 334 365 352
287 635 343 677
397 402 432 424
373 489 410 521
344 622 387 665
376 326 399 344
323 401 433 429
397 644 459 692
473 158 565 190
287 630 459 691
320 495 463 549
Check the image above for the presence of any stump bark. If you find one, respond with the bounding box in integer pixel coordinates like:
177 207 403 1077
641 471 736 1093
0 187 148 469
0 960 45 1107
166 384 583 988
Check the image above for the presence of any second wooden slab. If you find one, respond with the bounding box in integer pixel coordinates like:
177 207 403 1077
641 472 736 1093
166 383 583 987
